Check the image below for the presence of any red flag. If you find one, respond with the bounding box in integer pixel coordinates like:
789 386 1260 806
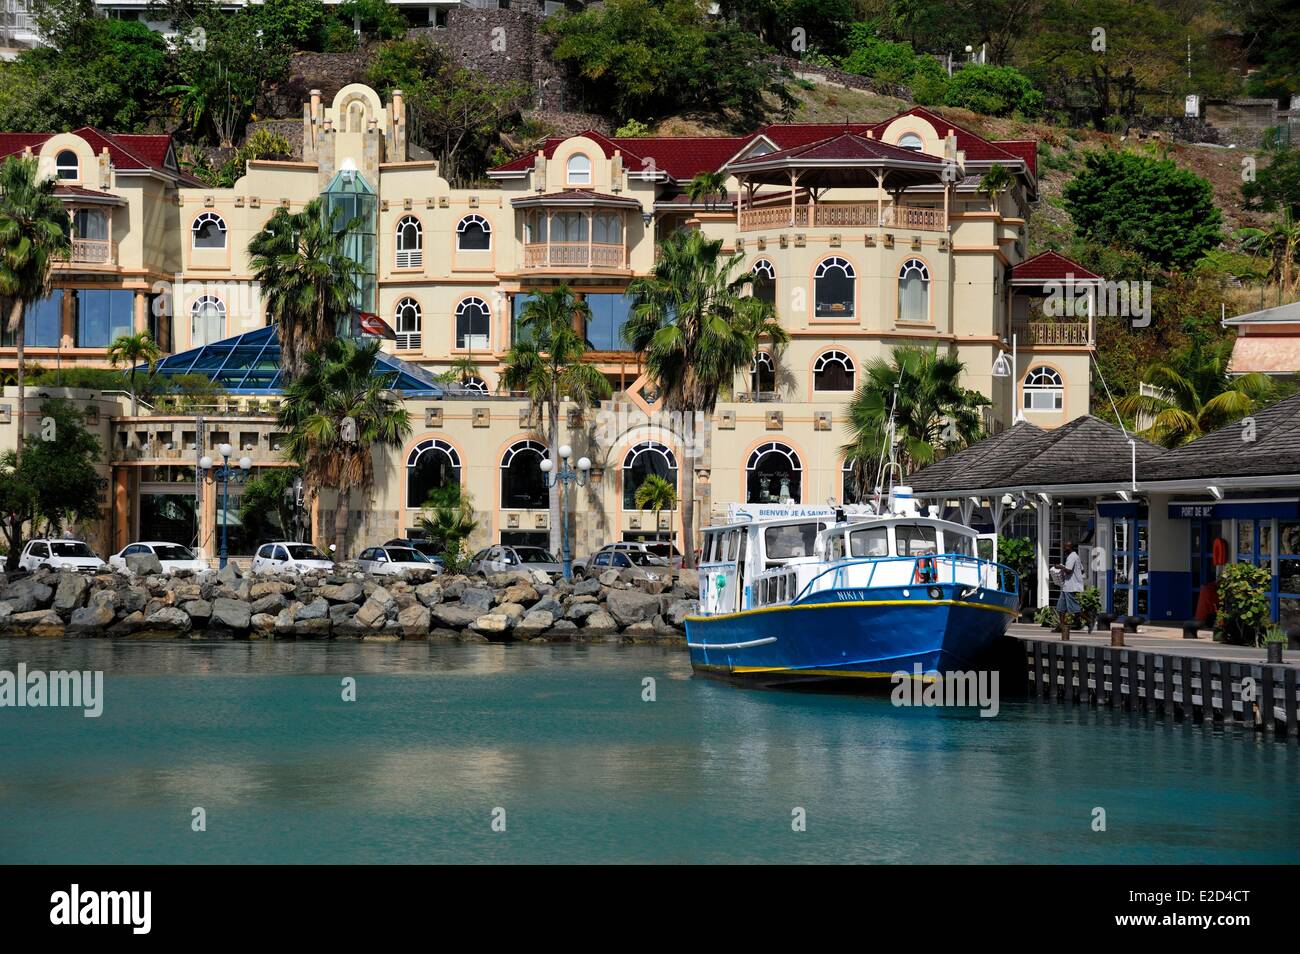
355 310 395 339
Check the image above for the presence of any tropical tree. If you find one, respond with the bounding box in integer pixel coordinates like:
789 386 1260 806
977 163 1013 212
634 472 677 548
278 338 411 555
0 156 72 463
248 198 364 379
843 346 990 482
107 331 162 416
627 229 790 567
1235 215 1300 299
1117 338 1275 448
498 285 612 555
237 466 303 545
687 171 728 211
417 483 478 571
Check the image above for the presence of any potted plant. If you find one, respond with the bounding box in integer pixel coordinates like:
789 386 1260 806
1262 623 1287 664
1078 586 1102 633
1215 562 1272 646
1034 605 1058 629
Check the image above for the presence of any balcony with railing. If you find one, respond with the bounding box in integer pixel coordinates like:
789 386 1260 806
737 203 946 233
1012 321 1092 346
522 241 626 270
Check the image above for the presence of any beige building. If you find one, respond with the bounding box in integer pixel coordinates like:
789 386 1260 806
0 85 1100 562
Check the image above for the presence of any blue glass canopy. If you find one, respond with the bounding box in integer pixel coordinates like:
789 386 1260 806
147 325 445 396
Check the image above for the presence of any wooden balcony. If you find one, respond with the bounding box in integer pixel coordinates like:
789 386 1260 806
738 203 946 233
60 238 115 267
523 241 626 270
1013 321 1091 346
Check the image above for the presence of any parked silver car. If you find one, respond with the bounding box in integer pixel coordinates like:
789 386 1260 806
469 545 564 578
574 548 671 583
356 545 442 576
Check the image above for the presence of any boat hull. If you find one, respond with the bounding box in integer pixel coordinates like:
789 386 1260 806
684 585 1017 687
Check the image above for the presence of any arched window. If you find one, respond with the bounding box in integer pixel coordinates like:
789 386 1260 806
750 259 776 307
751 351 776 396
842 459 866 505
55 150 79 180
623 441 677 510
566 153 591 185
746 441 801 504
395 215 422 268
898 258 930 322
407 439 461 508
897 133 924 151
456 297 491 350
814 257 855 318
1023 366 1064 411
501 440 549 509
813 350 855 391
394 297 421 350
457 214 491 251
191 296 226 346
461 376 488 393
192 212 227 250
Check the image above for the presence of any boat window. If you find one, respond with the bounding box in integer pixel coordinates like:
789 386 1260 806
765 522 818 560
829 533 846 561
895 524 938 557
849 527 889 557
945 532 975 557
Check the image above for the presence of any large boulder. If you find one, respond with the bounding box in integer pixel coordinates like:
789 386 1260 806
598 569 621 587
367 585 395 609
145 607 192 631
211 597 251 631
318 581 364 604
396 603 430 638
666 598 699 627
432 604 480 629
471 613 513 637
295 597 330 622
216 562 242 585
572 577 602 597
251 593 288 616
582 610 619 635
250 580 295 600
52 573 90 613
499 581 539 606
514 610 554 637
116 586 148 615
328 602 360 623
250 613 277 637
4 579 53 613
414 580 443 607
353 598 388 629
9 609 65 637
0 601 13 626
564 601 601 622
606 589 661 627
125 552 164 576
675 568 700 591
182 599 213 626
67 602 115 635
459 587 494 612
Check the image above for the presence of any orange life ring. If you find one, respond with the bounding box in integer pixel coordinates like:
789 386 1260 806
1212 537 1228 567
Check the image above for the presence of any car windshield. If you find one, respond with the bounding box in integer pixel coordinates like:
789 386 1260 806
625 551 658 566
153 545 195 561
646 543 680 558
386 548 427 563
51 542 94 557
287 545 329 561
515 548 557 564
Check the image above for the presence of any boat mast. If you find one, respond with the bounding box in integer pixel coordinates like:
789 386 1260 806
872 362 905 511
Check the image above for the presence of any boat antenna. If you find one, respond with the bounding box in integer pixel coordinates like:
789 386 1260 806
873 359 906 509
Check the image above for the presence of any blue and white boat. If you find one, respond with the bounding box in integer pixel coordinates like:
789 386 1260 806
684 487 1021 687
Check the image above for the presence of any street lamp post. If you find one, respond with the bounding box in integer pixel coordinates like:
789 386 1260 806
539 444 590 581
991 333 1024 424
198 442 252 570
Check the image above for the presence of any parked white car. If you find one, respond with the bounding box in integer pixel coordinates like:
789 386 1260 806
469 545 564 578
109 541 208 575
250 542 334 575
18 539 108 574
574 548 671 583
356 545 442 576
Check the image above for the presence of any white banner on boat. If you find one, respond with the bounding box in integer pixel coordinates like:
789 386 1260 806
726 503 876 522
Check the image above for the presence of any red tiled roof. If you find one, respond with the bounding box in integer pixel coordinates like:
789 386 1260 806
1011 251 1101 282
510 189 643 207
756 123 877 150
0 127 179 177
869 106 1024 164
992 139 1036 176
54 185 118 199
730 131 944 168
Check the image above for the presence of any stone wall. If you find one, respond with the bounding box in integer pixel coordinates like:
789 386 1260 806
773 55 912 102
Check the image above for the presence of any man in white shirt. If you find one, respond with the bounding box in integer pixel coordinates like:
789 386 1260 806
1054 541 1085 640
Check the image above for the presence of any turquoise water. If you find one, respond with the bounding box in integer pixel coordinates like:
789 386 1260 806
1 639 1297 864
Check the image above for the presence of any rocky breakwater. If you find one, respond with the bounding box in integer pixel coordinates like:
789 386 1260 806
0 557 700 645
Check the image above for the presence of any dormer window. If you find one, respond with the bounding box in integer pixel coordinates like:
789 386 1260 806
897 133 924 152
55 151 79 180
566 154 591 185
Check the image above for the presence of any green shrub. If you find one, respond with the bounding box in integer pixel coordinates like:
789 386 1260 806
1034 605 1058 627
337 0 408 41
1215 562 1272 645
942 64 1042 116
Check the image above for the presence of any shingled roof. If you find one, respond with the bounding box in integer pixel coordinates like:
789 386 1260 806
909 416 1163 494
1141 392 1300 482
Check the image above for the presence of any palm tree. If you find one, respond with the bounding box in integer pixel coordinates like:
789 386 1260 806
687 171 728 211
278 337 411 555
498 285 611 556
1236 214 1300 298
0 156 72 463
843 346 989 482
107 331 163 416
977 163 1013 212
417 483 478 569
1117 338 1274 448
627 229 789 567
248 198 364 379
634 473 678 549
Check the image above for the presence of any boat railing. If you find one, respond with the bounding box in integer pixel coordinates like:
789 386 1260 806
753 565 800 607
793 554 1020 604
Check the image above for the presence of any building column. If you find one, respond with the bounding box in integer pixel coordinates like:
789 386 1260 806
112 466 131 553
1146 492 1192 622
1036 500 1050 608
197 475 217 562
60 287 75 349
133 289 148 335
